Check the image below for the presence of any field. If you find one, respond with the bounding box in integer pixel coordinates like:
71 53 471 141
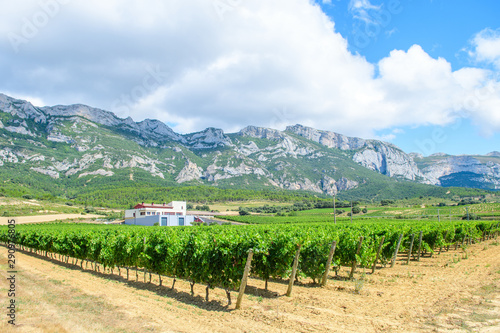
0 198 85 217
1 235 499 332
218 203 500 224
1 201 499 332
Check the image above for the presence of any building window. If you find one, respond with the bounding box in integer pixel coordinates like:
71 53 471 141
140 212 145 216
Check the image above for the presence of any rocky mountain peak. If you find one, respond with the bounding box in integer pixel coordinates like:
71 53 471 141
135 119 182 142
239 126 284 140
0 93 46 123
487 151 500 157
42 103 124 127
1 93 499 192
183 127 232 149
286 124 367 150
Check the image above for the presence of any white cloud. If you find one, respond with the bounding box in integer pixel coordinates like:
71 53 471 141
469 28 500 70
348 0 381 24
0 0 499 138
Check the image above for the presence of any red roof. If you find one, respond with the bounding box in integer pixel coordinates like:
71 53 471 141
134 203 174 209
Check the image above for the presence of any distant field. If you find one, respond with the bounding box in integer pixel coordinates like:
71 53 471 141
0 198 121 221
218 203 500 224
206 200 294 212
0 198 84 217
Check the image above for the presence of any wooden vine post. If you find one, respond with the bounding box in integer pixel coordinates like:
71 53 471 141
321 241 337 286
349 236 364 280
235 249 254 310
286 244 302 297
371 236 385 274
416 231 423 261
391 233 404 268
407 233 415 265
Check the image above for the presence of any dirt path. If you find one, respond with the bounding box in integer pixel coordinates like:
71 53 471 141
1 239 499 332
0 214 103 225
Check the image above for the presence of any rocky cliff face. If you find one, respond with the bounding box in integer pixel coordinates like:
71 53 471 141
353 144 425 181
286 124 366 150
1 93 499 193
418 156 500 189
287 124 425 182
239 126 284 141
183 128 232 149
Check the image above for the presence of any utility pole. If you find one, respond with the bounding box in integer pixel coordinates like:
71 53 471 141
333 195 336 224
350 201 353 223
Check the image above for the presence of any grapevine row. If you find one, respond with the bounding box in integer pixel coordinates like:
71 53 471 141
1 220 498 301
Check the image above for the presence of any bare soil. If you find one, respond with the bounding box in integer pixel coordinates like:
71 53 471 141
1 239 499 332
0 214 103 225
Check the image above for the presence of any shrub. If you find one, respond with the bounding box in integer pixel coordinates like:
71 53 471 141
238 207 250 216
195 205 210 211
84 207 97 214
462 213 480 220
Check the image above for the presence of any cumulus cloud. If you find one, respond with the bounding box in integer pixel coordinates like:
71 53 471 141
469 28 500 70
0 0 499 138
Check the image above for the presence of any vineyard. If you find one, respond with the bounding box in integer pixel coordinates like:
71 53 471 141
2 220 499 306
220 203 500 224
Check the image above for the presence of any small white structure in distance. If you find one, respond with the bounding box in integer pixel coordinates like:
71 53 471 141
124 201 194 226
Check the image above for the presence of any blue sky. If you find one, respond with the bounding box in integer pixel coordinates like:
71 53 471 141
323 0 499 69
0 0 499 156
317 0 500 155
318 0 500 155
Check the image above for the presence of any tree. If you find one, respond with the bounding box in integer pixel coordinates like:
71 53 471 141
238 207 250 216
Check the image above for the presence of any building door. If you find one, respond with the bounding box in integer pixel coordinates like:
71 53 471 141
161 217 168 226
178 217 184 226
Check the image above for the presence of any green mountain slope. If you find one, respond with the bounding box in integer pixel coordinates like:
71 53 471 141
0 93 496 207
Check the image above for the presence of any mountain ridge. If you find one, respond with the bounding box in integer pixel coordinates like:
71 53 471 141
0 93 499 198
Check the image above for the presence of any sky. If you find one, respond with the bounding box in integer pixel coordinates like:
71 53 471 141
1 0 499 156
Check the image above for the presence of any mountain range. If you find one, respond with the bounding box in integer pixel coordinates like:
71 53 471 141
0 92 498 201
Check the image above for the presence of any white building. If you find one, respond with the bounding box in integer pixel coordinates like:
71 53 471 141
124 201 194 226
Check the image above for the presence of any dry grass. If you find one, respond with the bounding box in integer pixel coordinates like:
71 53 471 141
1 238 499 332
